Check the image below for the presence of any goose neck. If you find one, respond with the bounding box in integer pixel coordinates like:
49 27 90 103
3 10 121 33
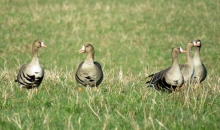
86 51 94 60
31 47 39 64
193 47 200 58
171 52 179 68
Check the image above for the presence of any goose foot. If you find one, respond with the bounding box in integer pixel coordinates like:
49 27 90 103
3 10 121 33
198 83 203 88
93 87 98 91
78 87 83 92
35 88 38 93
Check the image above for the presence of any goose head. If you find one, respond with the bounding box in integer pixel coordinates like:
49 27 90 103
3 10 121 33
193 39 202 48
172 47 186 56
78 44 95 59
32 40 47 57
78 44 94 54
186 41 198 48
33 40 47 49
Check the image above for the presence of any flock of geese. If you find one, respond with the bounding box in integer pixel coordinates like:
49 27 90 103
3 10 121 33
146 40 207 93
15 39 207 93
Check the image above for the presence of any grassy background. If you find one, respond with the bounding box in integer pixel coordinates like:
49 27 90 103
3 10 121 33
0 0 220 129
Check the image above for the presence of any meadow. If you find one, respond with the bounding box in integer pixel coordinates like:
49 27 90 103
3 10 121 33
0 0 220 129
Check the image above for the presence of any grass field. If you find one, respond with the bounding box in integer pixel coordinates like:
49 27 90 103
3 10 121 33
0 0 220 129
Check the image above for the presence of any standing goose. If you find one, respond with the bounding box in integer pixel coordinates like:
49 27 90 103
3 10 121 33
146 47 186 93
75 43 103 87
15 40 47 92
192 39 207 84
179 41 198 85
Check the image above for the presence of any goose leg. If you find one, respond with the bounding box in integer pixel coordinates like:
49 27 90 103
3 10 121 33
35 88 38 93
19 87 22 92
198 83 203 88
93 87 98 91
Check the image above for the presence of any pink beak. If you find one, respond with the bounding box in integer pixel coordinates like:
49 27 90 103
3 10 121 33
78 49 85 53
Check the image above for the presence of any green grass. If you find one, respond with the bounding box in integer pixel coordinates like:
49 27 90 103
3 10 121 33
1 0 220 129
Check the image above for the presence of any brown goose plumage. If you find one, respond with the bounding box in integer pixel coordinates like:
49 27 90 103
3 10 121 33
192 39 207 84
15 40 47 92
146 47 186 93
179 41 198 85
75 44 103 87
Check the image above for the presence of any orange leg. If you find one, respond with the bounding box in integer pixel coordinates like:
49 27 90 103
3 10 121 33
78 87 83 92
35 88 38 93
93 87 98 91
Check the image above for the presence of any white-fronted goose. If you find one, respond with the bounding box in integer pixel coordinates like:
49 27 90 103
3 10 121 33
146 47 186 93
75 44 103 87
15 40 47 92
192 39 207 84
180 41 198 85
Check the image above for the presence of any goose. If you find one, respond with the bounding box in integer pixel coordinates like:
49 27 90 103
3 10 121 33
146 47 186 93
15 40 47 92
179 41 198 85
75 43 103 87
192 39 207 84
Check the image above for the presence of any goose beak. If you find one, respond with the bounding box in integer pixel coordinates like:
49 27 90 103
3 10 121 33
180 47 186 53
41 42 47 48
78 45 85 53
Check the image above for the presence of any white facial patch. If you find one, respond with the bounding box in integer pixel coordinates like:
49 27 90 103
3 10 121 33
179 47 183 52
81 45 85 51
197 41 201 45
41 42 44 46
